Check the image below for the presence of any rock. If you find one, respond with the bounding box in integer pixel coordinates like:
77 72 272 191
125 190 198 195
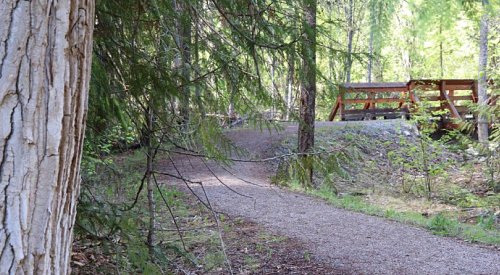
465 147 479 157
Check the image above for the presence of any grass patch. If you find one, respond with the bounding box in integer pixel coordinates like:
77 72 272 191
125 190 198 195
295 184 500 245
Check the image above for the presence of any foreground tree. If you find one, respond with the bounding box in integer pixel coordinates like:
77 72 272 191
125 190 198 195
0 1 95 273
298 0 317 186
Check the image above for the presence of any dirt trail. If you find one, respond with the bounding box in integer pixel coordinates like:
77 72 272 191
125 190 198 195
164 121 500 275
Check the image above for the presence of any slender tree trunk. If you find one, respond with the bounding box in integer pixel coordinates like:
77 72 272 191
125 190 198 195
439 22 444 78
177 1 191 125
477 0 489 142
375 57 384 81
269 55 278 117
286 48 295 120
228 90 236 121
367 27 374 83
346 0 354 83
367 0 376 83
0 1 94 274
226 72 236 122
299 0 317 187
194 9 205 118
329 40 336 81
145 107 156 254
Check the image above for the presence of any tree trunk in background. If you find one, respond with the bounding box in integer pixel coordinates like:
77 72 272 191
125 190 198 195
477 0 489 143
145 107 156 254
177 1 192 125
367 28 374 83
299 0 317 187
286 48 295 120
194 8 205 118
0 1 94 274
345 0 354 83
367 0 376 83
269 55 278 117
328 40 336 81
227 72 237 121
439 22 444 78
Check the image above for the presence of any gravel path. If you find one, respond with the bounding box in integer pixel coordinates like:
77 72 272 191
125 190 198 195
165 121 500 275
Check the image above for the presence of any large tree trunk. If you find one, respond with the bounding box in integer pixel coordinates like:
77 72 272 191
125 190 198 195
0 1 94 274
477 0 489 142
299 0 316 187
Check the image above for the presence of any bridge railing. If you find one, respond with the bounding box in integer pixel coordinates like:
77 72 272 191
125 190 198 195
328 79 488 129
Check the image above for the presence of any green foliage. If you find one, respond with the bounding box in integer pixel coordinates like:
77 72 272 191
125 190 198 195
203 251 226 272
76 190 166 273
429 213 459 236
479 214 496 230
77 152 192 273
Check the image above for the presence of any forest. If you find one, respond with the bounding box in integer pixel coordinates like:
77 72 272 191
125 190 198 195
0 0 499 274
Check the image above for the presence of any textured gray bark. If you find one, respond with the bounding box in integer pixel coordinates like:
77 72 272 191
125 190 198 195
0 0 94 274
299 0 316 185
477 0 489 142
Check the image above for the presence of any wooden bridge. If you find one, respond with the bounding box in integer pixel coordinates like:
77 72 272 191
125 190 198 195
328 79 496 129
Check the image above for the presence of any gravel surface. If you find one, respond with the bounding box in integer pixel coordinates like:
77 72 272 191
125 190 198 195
164 121 500 275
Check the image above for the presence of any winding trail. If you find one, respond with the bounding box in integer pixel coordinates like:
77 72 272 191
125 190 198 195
163 122 500 275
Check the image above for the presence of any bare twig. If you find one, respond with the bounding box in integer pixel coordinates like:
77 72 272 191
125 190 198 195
152 173 187 251
210 0 301 50
198 181 234 275
217 165 266 188
153 169 211 211
216 164 286 201
201 158 255 201
121 170 148 211
161 156 234 273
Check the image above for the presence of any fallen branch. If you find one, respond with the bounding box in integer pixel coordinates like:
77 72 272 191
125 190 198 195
166 146 348 163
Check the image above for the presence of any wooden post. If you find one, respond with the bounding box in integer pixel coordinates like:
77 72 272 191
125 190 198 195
398 91 406 109
440 80 446 111
340 94 345 120
472 80 479 103
328 99 340 121
441 81 461 119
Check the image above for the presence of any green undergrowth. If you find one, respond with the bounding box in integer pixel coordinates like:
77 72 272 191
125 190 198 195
275 121 499 245
290 181 500 245
76 150 227 273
